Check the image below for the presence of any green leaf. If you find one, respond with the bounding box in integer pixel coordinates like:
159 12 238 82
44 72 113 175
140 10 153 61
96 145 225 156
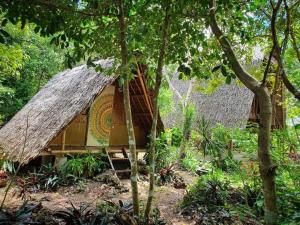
0 29 10 38
118 77 125 87
295 124 300 130
221 65 228 77
61 34 66 42
230 73 236 79
1 19 8 27
0 34 5 44
212 65 221 73
50 37 56 45
225 75 232 84
34 26 40 33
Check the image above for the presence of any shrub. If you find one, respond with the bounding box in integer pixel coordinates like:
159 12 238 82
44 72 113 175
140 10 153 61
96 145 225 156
61 153 108 177
170 127 182 147
0 201 41 224
180 146 200 172
62 157 84 177
182 171 230 211
147 128 179 172
55 202 108 225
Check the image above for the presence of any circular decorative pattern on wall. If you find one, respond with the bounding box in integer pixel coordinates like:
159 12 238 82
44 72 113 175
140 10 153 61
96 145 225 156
90 95 114 140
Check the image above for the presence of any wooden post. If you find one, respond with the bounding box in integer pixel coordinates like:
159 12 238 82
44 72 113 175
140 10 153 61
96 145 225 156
84 109 90 147
54 129 66 168
136 65 153 119
62 129 66 151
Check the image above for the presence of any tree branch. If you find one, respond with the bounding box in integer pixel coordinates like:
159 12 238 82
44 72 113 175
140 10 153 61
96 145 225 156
271 0 300 100
145 1 171 218
281 0 291 55
290 27 300 62
208 0 261 93
262 45 275 84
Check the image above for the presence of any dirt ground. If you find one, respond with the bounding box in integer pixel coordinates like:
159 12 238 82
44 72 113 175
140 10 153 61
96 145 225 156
0 170 197 225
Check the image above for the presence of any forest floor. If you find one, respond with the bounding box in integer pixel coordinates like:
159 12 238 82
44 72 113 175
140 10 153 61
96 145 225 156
0 169 197 225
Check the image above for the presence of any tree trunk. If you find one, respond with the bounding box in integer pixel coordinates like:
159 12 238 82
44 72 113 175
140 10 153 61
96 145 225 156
271 70 285 129
208 1 278 224
179 118 188 159
257 87 278 224
179 105 194 159
117 0 139 217
145 2 171 220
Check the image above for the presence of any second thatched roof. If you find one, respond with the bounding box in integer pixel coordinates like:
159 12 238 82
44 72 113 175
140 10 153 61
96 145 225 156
163 74 254 128
0 60 116 164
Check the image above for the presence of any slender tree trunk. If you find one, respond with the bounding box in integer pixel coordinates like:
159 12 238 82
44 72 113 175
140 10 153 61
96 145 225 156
179 110 189 159
257 87 278 224
208 1 278 224
145 2 171 220
117 0 139 217
179 105 194 159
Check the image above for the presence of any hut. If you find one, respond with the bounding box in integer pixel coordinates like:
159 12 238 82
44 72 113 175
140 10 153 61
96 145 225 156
0 60 162 175
163 74 254 128
164 73 285 129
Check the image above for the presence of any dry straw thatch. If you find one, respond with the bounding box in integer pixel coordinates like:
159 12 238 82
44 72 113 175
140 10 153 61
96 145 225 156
163 74 254 128
0 60 116 164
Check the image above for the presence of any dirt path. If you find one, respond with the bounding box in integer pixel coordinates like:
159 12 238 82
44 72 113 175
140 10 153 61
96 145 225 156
118 170 197 225
0 170 197 225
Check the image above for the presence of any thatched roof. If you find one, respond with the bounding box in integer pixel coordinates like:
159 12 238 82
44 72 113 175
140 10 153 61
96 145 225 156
163 74 254 128
0 60 116 163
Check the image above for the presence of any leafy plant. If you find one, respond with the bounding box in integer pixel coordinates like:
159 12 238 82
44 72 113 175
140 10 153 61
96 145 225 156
61 154 108 177
2 160 15 174
55 202 108 225
156 164 175 185
0 22 66 123
182 172 230 211
180 146 201 172
62 157 84 177
0 201 41 225
179 104 195 158
170 127 182 147
145 129 179 172
32 163 62 190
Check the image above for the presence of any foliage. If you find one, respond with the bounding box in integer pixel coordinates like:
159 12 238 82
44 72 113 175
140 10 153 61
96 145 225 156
1 160 15 174
0 201 41 225
195 118 239 171
181 123 300 224
147 128 181 172
0 22 66 123
61 153 108 177
31 164 61 191
97 200 167 225
182 171 230 210
13 164 80 198
55 202 108 225
180 145 201 172
170 127 182 147
182 169 263 224
0 0 299 223
62 157 84 177
158 87 174 118
156 164 175 185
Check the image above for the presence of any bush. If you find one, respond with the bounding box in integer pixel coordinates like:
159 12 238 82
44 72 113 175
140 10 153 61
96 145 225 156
180 146 201 172
60 153 108 177
182 171 230 210
181 123 300 225
0 201 42 225
146 128 180 172
181 170 263 224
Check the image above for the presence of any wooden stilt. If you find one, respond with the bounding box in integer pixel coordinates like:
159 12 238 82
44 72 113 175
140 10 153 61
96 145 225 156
54 129 66 168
